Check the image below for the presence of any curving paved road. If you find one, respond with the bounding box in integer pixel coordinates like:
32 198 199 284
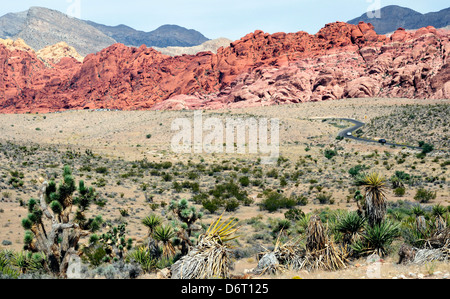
330 118 423 150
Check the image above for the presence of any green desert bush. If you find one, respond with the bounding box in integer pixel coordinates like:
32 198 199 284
260 191 297 212
414 188 437 203
394 187 406 197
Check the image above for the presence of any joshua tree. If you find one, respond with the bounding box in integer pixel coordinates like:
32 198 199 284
21 166 100 277
362 172 387 228
169 199 203 238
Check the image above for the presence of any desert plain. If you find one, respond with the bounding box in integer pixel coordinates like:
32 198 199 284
0 97 449 279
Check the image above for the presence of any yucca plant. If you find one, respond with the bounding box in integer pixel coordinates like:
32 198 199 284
142 214 162 235
304 215 349 271
352 220 400 257
126 246 158 273
402 214 449 250
296 213 311 234
306 215 327 252
11 251 45 274
334 211 366 245
170 214 240 279
153 225 176 259
0 250 19 278
142 214 162 257
362 173 387 227
432 204 447 218
412 205 426 217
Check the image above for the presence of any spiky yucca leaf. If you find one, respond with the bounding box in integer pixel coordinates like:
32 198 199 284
205 214 240 244
170 215 240 279
334 211 366 244
153 225 176 258
352 220 400 257
142 214 162 235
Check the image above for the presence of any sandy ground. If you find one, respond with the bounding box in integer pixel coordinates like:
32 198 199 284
0 97 449 279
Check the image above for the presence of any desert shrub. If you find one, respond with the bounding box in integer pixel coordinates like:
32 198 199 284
280 176 288 187
239 176 250 187
224 198 240 212
266 169 279 178
414 188 436 203
324 149 338 160
292 195 308 206
316 192 333 205
8 170 24 188
162 173 173 182
95 166 108 174
201 197 222 214
394 187 406 197
348 164 368 177
391 171 411 188
192 192 209 204
187 171 199 180
260 191 297 212
284 208 305 222
420 143 434 154
209 181 250 205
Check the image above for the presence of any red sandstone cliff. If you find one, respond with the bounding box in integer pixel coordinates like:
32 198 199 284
0 22 448 113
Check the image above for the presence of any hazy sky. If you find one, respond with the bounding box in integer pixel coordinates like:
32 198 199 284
0 0 448 40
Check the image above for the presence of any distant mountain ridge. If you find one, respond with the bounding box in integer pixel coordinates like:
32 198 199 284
12 7 116 57
0 6 210 56
348 5 450 34
85 22 210 48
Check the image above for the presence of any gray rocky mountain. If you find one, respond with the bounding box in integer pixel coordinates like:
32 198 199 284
1 7 116 56
348 5 450 34
0 6 210 56
86 22 210 48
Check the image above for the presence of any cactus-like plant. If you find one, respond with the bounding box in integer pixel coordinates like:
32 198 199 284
362 172 387 227
142 214 162 257
169 199 203 237
170 215 240 279
21 166 100 277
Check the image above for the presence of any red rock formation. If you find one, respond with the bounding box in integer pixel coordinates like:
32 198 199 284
0 22 448 114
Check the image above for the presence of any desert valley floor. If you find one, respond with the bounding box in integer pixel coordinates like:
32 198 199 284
0 97 449 279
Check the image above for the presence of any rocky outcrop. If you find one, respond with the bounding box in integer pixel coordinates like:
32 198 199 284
36 42 84 64
153 38 232 57
0 37 84 65
0 22 449 114
0 38 33 52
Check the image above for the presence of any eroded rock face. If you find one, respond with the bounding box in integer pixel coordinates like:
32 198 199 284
36 42 84 64
0 22 449 114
